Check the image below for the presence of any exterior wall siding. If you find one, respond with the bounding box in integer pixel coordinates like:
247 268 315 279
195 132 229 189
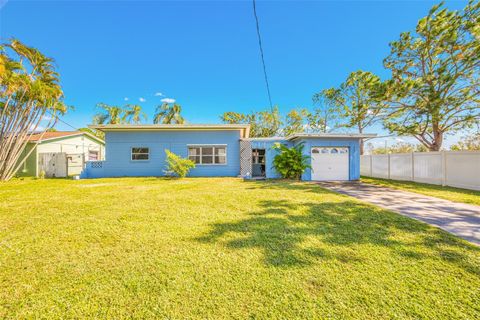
15 143 37 177
101 130 241 177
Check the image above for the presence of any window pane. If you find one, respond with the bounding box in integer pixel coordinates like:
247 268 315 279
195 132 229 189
188 147 200 156
202 155 213 164
202 147 213 155
215 156 226 164
132 147 148 154
215 147 226 155
189 155 201 164
132 153 149 160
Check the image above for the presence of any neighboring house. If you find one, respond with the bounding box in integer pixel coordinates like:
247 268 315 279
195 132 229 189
81 124 375 181
16 131 105 178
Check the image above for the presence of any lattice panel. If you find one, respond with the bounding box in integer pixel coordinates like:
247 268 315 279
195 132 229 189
91 161 103 169
240 140 252 177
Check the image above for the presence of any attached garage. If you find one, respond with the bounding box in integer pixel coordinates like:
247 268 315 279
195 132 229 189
245 133 375 181
311 147 349 181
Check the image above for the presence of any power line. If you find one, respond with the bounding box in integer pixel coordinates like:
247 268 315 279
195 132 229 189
252 0 273 111
45 110 80 131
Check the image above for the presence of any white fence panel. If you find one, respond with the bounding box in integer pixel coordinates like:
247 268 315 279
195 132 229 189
371 154 389 179
389 153 412 181
360 155 371 176
360 151 480 191
445 152 480 191
413 152 442 185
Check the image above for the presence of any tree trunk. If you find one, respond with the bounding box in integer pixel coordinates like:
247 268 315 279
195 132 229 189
358 126 364 155
430 123 443 151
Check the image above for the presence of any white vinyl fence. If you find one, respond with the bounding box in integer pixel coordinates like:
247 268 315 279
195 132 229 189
361 151 480 191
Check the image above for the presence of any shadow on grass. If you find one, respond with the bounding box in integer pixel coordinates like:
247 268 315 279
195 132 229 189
197 181 480 274
362 176 480 198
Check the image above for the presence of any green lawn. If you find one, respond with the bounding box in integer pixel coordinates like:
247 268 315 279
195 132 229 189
0 178 479 319
361 176 480 206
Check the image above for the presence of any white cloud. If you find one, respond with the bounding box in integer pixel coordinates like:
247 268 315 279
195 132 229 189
139 97 146 102
29 124 45 132
154 92 163 96
124 97 129 101
161 98 176 104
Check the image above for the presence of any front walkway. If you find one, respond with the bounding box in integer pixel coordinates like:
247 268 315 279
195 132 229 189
317 181 480 246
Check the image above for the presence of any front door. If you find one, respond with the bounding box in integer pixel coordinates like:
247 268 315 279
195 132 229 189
311 147 349 181
252 149 266 177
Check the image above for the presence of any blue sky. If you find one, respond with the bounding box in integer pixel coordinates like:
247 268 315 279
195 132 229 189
0 0 469 147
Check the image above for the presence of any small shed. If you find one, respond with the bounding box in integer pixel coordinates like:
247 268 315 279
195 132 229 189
16 131 105 178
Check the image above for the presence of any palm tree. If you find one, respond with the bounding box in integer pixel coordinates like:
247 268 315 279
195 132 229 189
124 104 147 124
153 103 185 124
93 103 124 125
0 39 68 181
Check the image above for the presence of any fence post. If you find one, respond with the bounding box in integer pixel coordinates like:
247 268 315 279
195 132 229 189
411 152 415 182
387 153 391 179
441 150 447 186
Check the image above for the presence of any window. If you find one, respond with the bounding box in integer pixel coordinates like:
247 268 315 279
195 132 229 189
314 147 349 154
131 147 149 161
188 147 201 164
188 146 227 164
88 150 99 161
215 147 227 164
252 149 265 164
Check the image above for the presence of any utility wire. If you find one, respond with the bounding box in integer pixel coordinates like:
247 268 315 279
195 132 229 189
252 0 273 111
45 110 81 131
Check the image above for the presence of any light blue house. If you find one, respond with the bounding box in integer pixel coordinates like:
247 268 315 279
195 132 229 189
81 124 375 181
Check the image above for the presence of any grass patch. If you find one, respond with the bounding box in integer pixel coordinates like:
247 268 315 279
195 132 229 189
1 178 479 319
361 176 480 206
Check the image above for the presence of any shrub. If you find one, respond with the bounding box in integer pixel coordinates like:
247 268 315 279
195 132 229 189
164 149 196 178
272 143 311 180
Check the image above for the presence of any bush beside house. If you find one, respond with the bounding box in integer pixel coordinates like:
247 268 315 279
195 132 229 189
164 149 196 178
272 143 311 180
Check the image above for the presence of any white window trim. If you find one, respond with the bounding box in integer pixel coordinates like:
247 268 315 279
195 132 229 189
188 145 227 165
131 147 150 161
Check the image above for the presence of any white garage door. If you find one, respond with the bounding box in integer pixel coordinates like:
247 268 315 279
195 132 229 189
311 147 349 181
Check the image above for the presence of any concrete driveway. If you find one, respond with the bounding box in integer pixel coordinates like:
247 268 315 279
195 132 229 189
317 181 480 246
